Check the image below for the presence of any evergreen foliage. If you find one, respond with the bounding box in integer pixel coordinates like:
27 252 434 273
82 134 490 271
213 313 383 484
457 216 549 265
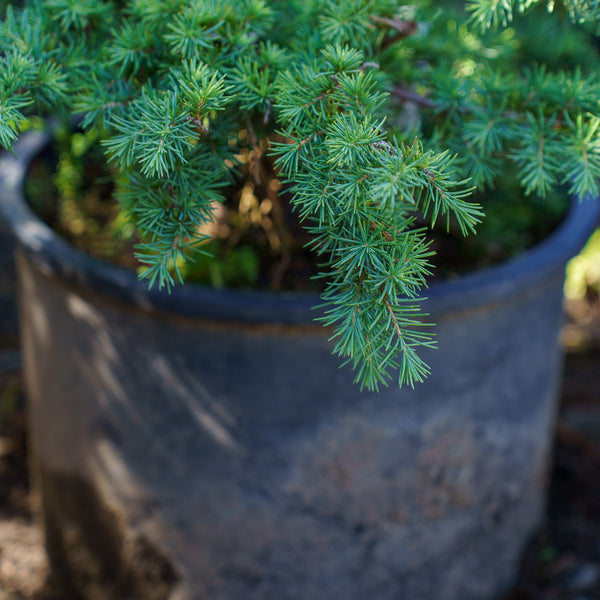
0 0 598 389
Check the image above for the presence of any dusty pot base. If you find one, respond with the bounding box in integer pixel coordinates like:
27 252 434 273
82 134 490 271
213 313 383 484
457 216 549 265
19 250 563 600
39 467 177 600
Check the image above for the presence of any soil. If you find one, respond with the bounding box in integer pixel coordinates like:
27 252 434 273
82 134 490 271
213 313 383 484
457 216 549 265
25 132 569 295
0 295 599 600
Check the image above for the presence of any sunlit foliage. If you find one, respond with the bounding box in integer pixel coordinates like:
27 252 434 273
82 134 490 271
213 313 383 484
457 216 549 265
0 0 598 388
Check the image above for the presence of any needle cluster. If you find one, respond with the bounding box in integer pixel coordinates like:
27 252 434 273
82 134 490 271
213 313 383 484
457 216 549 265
0 0 598 389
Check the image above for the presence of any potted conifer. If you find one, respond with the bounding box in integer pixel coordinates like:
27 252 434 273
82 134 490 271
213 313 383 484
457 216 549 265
0 1 599 599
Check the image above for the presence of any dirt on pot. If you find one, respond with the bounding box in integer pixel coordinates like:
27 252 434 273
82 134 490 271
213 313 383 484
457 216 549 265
0 292 599 600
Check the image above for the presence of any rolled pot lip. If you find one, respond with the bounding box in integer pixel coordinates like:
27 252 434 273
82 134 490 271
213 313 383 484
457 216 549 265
1 129 599 325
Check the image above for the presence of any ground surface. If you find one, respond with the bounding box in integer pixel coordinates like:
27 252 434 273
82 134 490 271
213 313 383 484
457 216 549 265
0 298 599 600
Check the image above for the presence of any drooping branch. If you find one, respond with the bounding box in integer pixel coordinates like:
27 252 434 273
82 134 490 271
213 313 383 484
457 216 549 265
390 85 436 109
369 15 419 49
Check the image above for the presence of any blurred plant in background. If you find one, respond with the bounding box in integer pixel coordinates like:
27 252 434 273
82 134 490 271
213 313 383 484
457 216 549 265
566 230 600 301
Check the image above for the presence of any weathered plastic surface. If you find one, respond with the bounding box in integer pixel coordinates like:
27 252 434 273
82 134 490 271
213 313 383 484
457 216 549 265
0 208 18 341
2 132 599 600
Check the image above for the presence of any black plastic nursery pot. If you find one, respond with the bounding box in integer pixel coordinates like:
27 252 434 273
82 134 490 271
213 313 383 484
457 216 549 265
1 130 599 600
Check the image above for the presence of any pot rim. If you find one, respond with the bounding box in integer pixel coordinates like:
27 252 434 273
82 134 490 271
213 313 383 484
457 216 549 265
1 129 599 324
